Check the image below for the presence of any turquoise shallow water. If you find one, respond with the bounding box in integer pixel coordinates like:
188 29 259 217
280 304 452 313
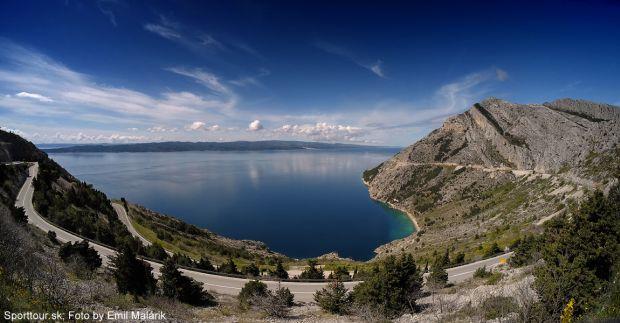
49 149 414 260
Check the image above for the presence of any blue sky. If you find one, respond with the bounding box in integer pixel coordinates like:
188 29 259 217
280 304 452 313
0 1 618 146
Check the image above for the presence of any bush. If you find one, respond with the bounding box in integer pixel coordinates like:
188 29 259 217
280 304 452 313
218 257 240 275
11 206 27 224
58 240 102 271
299 259 324 280
484 242 502 257
238 280 268 306
144 243 168 261
480 295 518 320
510 234 542 267
160 258 215 306
328 266 351 281
196 257 215 271
47 230 58 244
314 281 352 314
253 287 294 318
453 252 465 265
111 246 156 296
270 259 289 279
473 266 492 279
242 263 260 277
351 254 422 318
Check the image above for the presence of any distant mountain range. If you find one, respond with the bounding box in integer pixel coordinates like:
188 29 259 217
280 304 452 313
41 140 392 153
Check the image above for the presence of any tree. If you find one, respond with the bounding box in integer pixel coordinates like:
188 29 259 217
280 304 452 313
352 254 423 318
453 252 465 265
299 259 324 280
328 266 351 281
314 280 352 314
58 240 102 271
219 257 240 275
47 230 59 244
160 258 214 306
111 246 156 296
427 265 448 289
144 243 168 261
270 259 288 279
243 263 260 277
11 206 27 225
485 242 502 257
533 187 620 318
196 257 215 271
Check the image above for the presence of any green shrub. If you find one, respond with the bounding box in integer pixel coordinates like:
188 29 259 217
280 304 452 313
314 281 352 314
218 257 240 275
328 266 350 281
473 266 491 279
299 259 324 280
160 258 215 306
238 280 268 306
270 259 288 279
111 246 156 296
480 295 517 320
352 254 422 318
242 263 260 277
58 240 102 271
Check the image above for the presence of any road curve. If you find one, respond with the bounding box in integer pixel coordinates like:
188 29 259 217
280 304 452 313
112 202 154 248
14 162 356 301
14 162 510 302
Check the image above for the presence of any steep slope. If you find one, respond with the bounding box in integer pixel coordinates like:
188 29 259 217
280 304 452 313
365 98 619 262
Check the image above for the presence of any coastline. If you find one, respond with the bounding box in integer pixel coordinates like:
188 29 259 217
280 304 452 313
362 177 421 232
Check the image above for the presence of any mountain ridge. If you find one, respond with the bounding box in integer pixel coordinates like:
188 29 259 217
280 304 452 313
42 140 387 153
364 98 619 261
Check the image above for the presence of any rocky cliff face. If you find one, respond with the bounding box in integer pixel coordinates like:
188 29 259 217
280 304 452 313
365 98 619 261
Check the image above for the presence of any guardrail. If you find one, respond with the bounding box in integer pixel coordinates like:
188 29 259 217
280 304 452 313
35 206 355 283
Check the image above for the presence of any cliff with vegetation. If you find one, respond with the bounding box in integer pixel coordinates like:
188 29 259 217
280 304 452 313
364 98 619 263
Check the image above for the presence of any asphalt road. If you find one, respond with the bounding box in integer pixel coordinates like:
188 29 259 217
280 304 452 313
14 162 511 302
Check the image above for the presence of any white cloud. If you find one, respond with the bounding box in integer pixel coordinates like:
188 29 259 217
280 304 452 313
186 121 221 131
166 67 232 96
248 120 263 131
0 40 235 126
51 132 148 143
275 122 366 142
16 91 53 102
147 126 178 133
144 23 181 40
187 121 206 130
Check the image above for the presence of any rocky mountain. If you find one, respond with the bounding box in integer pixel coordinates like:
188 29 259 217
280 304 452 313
365 98 619 261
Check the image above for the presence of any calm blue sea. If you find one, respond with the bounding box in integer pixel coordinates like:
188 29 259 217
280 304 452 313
48 149 414 260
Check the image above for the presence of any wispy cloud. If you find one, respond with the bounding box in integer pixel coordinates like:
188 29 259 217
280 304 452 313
96 0 118 27
229 68 270 87
143 15 261 60
15 91 53 102
0 39 236 130
314 41 386 78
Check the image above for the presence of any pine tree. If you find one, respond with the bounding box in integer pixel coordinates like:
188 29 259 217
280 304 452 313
314 281 352 314
272 259 289 279
111 246 156 296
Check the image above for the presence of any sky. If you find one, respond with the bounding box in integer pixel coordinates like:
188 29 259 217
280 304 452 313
0 1 618 146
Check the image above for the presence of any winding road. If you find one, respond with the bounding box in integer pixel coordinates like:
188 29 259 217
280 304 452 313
14 162 510 302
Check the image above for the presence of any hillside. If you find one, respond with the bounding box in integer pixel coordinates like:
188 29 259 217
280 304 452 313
43 140 374 153
364 98 619 262
0 128 284 266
